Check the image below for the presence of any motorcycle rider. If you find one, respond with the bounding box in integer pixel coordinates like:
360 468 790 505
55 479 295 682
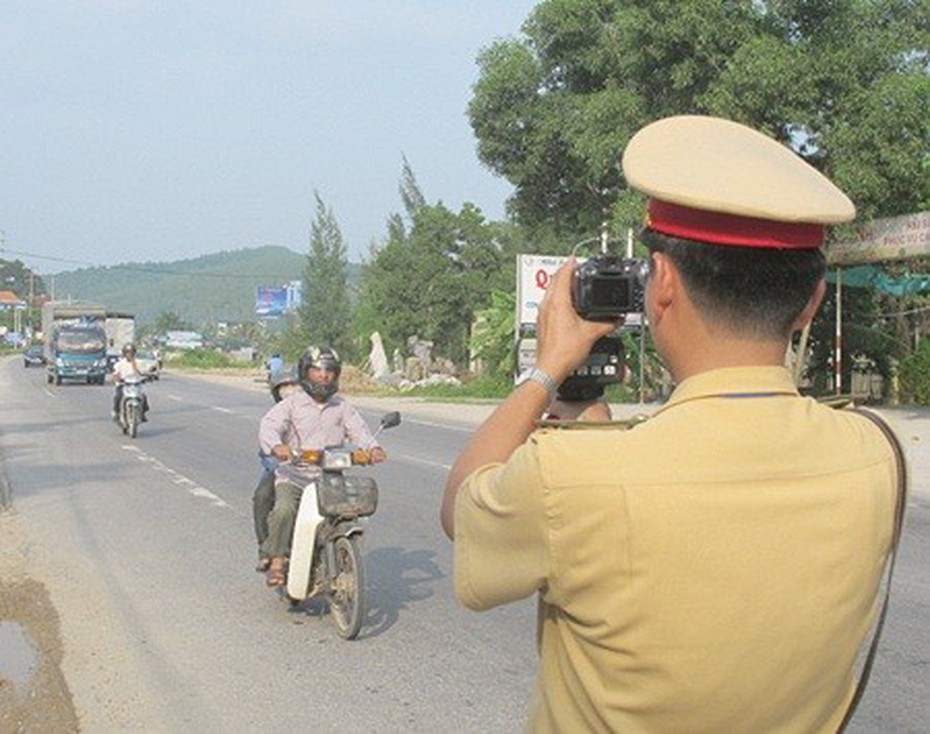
111 343 150 422
265 352 283 382
258 346 386 587
252 365 301 573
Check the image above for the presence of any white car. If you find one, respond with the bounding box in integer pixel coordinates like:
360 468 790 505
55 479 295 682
135 349 161 380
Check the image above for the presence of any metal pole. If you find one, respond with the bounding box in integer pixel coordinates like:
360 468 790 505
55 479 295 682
793 322 811 387
835 267 843 394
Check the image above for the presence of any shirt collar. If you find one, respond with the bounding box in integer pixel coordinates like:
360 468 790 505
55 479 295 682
654 366 799 417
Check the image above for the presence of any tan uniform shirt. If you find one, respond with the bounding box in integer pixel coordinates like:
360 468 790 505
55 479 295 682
454 366 898 733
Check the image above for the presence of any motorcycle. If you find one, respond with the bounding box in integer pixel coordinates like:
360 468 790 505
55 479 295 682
283 410 400 640
117 374 147 438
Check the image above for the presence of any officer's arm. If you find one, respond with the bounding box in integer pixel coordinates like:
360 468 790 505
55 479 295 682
441 261 617 540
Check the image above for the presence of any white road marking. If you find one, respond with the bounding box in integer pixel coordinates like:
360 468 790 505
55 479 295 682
211 406 234 414
121 445 230 508
397 454 451 470
402 418 473 433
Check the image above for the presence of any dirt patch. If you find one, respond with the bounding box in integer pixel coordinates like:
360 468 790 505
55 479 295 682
0 557 79 732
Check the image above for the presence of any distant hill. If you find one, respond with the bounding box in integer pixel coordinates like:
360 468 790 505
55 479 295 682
48 246 359 327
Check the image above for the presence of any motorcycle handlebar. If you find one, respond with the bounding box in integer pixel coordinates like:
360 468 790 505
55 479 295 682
289 446 387 468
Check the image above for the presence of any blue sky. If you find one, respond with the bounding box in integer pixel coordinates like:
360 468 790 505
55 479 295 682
1 1 538 273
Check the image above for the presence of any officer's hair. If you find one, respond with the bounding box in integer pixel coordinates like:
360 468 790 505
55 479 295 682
641 229 826 339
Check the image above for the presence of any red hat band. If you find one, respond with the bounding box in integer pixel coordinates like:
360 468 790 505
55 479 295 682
646 199 825 248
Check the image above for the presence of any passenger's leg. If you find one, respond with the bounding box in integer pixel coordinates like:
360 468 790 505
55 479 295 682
252 470 275 571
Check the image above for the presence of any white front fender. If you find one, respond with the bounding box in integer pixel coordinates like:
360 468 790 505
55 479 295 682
286 481 324 601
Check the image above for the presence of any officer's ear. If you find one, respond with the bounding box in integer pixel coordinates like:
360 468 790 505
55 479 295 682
792 278 827 332
646 252 678 325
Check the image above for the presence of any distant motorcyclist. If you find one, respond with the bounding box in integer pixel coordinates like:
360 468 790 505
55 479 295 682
258 346 386 587
111 343 150 422
252 365 301 572
265 352 283 382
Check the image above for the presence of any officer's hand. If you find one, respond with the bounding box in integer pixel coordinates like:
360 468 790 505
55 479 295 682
369 447 387 463
536 260 621 382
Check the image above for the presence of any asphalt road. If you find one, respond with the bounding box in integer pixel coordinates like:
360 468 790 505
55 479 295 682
0 362 537 731
1 359 928 731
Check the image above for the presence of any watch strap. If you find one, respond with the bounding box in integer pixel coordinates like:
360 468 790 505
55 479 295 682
520 367 558 403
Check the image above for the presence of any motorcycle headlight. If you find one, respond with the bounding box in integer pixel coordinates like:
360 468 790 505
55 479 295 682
322 449 353 470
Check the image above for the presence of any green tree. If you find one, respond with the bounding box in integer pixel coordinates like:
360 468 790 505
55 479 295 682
470 0 930 395
357 202 508 366
298 193 353 358
898 337 930 403
469 0 929 233
355 161 517 368
151 310 189 334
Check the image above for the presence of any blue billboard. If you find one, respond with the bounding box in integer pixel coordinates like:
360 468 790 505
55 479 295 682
256 286 288 316
256 281 302 316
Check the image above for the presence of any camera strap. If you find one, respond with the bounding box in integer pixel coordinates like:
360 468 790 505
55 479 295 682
837 406 908 732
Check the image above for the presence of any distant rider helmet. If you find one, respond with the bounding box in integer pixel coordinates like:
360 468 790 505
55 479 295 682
298 345 341 400
269 364 300 403
122 343 136 357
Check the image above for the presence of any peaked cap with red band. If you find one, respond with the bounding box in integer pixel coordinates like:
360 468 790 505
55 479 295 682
621 116 855 248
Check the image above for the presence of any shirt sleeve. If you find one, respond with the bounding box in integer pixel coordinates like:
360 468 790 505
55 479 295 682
453 437 549 611
342 403 379 449
258 400 290 454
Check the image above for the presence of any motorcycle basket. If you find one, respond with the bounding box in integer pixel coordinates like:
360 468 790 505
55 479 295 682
316 473 378 518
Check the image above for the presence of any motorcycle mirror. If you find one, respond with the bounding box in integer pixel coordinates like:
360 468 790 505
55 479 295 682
380 411 401 430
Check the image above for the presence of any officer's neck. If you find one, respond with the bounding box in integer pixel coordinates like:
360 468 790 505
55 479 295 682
665 313 789 383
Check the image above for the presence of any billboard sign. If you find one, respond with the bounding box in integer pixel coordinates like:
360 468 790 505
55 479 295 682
516 254 570 327
515 254 644 331
255 286 288 316
828 211 930 266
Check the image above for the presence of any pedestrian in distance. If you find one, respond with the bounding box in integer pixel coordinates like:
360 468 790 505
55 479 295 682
441 115 906 733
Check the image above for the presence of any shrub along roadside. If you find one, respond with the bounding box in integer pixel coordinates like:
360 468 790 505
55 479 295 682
165 348 252 370
897 339 930 405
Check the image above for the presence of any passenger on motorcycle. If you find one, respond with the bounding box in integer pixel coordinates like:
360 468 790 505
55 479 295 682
111 343 150 422
258 346 386 587
252 365 301 573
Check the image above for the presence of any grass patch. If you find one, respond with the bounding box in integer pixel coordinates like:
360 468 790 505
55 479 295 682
404 374 512 400
165 348 251 370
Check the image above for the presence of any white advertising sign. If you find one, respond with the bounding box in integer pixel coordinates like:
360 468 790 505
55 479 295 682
516 254 570 327
828 211 930 266
516 253 645 330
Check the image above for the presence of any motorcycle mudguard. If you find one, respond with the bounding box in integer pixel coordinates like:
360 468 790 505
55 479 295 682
286 480 324 601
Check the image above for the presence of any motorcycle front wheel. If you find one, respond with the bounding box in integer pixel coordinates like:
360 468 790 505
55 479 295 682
328 535 365 640
127 403 140 438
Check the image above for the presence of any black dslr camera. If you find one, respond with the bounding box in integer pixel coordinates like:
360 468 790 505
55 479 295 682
553 254 647 402
571 255 648 321
556 335 625 402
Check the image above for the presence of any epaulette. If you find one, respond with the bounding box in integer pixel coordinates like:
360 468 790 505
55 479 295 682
817 394 858 409
536 414 650 431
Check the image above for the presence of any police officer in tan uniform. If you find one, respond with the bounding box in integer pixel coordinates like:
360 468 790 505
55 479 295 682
441 116 902 733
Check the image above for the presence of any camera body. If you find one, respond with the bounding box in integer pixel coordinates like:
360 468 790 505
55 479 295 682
572 255 648 321
557 335 625 402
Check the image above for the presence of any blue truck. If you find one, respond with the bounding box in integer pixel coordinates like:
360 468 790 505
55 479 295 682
42 301 109 385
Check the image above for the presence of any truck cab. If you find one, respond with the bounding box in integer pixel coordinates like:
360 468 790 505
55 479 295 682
46 325 109 385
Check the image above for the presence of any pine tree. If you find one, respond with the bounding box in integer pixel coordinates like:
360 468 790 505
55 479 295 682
298 193 353 359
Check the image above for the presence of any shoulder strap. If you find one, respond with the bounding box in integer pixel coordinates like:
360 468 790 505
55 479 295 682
838 407 908 732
